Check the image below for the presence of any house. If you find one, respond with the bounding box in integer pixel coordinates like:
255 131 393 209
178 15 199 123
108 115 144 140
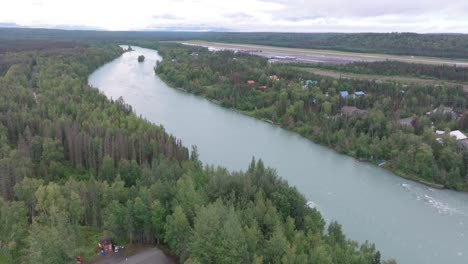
341 106 366 116
449 130 467 141
190 52 199 57
427 106 459 118
399 117 415 126
340 91 349 98
258 85 268 90
354 91 366 96
247 80 255 85
435 130 468 141
269 75 279 80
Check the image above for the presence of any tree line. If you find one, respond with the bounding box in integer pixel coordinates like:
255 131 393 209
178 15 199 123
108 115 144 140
2 28 468 59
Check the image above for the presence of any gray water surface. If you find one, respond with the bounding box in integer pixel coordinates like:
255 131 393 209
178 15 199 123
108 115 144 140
89 46 468 264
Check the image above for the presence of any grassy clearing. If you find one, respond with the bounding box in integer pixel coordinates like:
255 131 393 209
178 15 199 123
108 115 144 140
298 66 468 90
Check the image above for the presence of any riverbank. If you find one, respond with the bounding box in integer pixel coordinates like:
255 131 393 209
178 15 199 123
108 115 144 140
156 69 462 193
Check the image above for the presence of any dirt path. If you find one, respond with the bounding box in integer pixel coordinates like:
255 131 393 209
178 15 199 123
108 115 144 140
177 40 468 67
90 247 174 264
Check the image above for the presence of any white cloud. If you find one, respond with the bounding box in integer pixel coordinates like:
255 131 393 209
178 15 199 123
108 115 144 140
0 0 467 32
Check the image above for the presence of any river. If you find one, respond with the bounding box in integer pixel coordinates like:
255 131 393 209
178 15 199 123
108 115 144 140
88 46 468 264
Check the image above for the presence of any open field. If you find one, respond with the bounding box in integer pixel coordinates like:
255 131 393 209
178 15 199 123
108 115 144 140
300 67 468 92
178 40 468 67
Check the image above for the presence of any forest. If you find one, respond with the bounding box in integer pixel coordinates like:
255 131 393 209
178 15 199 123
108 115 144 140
155 44 468 191
2 28 468 59
298 61 468 83
0 38 396 263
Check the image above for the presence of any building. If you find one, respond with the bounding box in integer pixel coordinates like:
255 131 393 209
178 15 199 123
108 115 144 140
399 117 415 126
247 80 255 85
354 91 366 96
449 130 468 141
436 130 468 144
258 85 268 90
340 91 349 98
427 106 459 119
341 106 366 116
269 75 279 80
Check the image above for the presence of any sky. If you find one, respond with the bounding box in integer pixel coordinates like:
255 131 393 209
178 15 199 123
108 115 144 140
1 0 468 33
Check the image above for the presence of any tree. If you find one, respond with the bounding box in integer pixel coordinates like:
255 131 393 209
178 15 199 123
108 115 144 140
327 221 345 246
27 221 75 264
265 225 288 264
190 201 248 263
151 200 167 244
133 197 151 243
14 177 44 222
34 182 66 223
100 155 114 182
164 206 191 260
175 174 204 222
138 55 145 62
66 191 83 225
103 200 128 243
0 199 28 263
119 159 141 187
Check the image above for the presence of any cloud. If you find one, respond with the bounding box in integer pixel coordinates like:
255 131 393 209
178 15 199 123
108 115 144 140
152 14 181 20
225 12 254 20
0 0 467 32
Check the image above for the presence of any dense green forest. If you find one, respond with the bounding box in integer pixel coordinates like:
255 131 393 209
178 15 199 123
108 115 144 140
2 28 468 59
155 44 468 190
0 38 396 263
298 61 468 83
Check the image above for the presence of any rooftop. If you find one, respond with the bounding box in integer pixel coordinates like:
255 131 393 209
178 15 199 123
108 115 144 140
341 106 366 116
399 117 415 126
449 130 467 141
340 91 349 98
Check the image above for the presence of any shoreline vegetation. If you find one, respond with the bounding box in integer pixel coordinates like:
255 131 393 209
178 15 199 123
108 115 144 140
0 38 396 263
154 42 468 192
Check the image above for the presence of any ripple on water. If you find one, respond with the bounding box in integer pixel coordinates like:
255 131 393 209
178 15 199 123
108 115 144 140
401 183 466 216
307 200 317 208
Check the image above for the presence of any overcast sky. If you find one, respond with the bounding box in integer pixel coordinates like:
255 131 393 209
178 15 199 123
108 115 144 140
1 0 468 33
